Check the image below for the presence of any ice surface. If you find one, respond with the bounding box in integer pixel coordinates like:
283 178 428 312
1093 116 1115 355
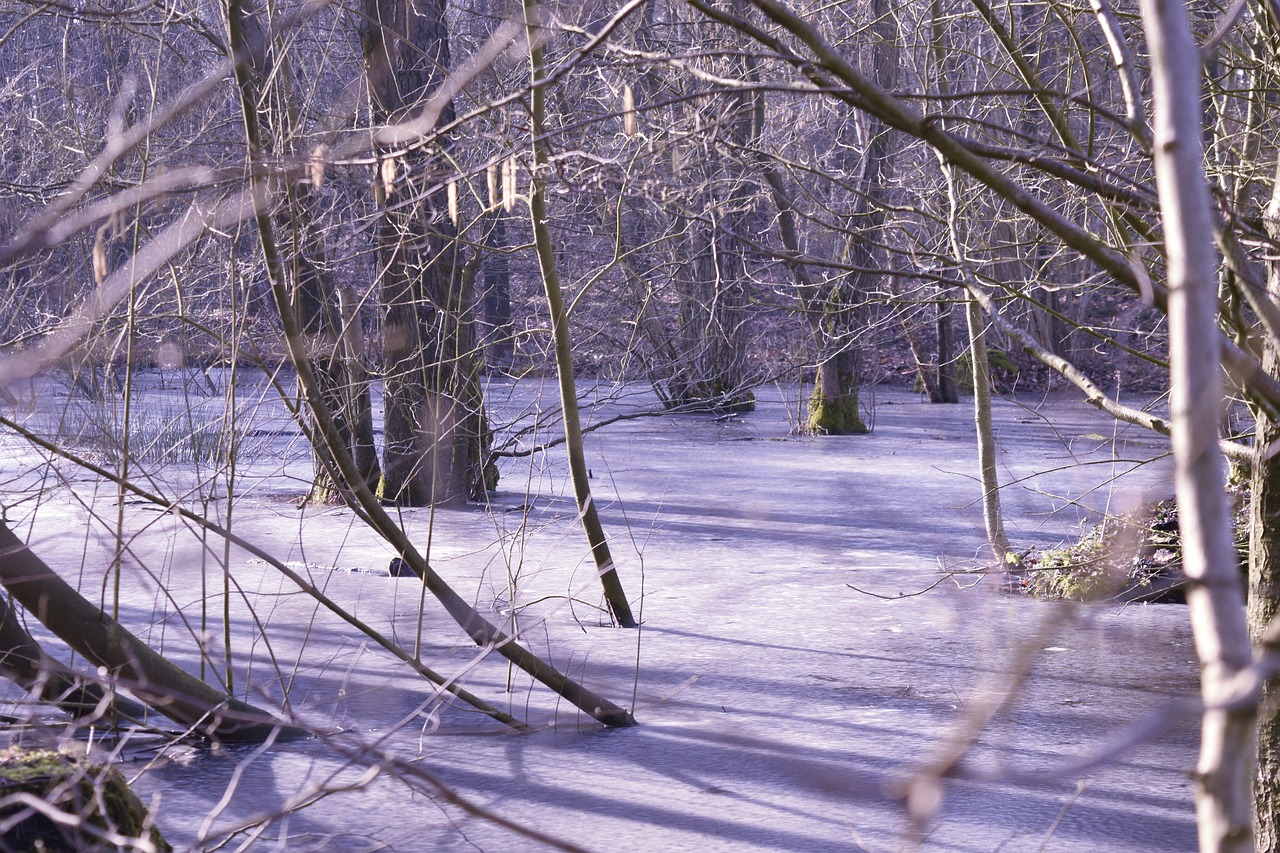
0 376 1195 851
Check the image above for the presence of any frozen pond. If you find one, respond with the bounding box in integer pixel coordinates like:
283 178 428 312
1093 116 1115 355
0 375 1197 851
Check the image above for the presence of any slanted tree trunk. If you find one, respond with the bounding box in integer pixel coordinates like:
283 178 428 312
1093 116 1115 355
0 593 148 722
523 1 637 628
897 297 939 403
0 523 292 741
363 0 495 505
1143 0 1255 848
225 0 380 504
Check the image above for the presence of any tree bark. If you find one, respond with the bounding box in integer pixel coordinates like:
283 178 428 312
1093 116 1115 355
523 1 638 628
225 0 380 504
1143 0 1255 848
0 524 293 741
363 0 495 505
666 177 755 413
936 299 960 403
965 297 1009 564
652 5 756 414
0 592 149 722
1249 150 1280 853
941 150 1010 564
806 0 897 434
296 203 382 503
807 343 864 434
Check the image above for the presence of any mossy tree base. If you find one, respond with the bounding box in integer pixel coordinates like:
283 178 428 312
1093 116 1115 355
0 748 170 852
806 387 868 434
806 349 867 435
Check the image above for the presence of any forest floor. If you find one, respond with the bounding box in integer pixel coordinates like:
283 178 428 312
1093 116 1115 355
0 378 1198 851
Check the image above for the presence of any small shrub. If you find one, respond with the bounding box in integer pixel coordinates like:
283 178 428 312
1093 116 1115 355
1020 489 1249 603
65 396 248 467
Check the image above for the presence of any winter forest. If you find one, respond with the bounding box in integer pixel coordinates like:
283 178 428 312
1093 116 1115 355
1 0 1279 848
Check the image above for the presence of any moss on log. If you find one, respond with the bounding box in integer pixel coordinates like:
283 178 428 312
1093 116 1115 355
0 747 170 851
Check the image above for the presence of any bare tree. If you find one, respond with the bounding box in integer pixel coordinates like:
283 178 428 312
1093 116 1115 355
521 0 639 627
1143 0 1255 847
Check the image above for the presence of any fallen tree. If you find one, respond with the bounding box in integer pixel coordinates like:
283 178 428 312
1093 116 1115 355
0 522 298 743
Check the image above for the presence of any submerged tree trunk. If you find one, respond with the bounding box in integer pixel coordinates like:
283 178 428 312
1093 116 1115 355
936 300 961 403
651 6 757 415
807 342 863 433
296 203 382 503
284 189 383 503
666 162 755 413
806 0 897 434
363 0 495 505
965 298 1009 563
0 524 292 741
940 145 1009 563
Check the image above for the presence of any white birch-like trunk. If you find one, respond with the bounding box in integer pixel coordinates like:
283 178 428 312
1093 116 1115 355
1141 0 1255 848
965 298 1009 564
941 162 1009 564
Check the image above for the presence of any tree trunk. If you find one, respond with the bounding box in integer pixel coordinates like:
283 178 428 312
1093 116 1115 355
806 0 897 434
1249 151 1280 853
940 147 1009 564
363 0 495 505
666 180 755 413
0 523 293 741
226 0 380 504
480 209 514 368
1252 336 1280 853
807 343 863 433
936 299 960 403
0 592 149 722
523 1 637 628
1143 0 1256 847
652 8 756 415
296 194 382 503
966 297 1009 563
